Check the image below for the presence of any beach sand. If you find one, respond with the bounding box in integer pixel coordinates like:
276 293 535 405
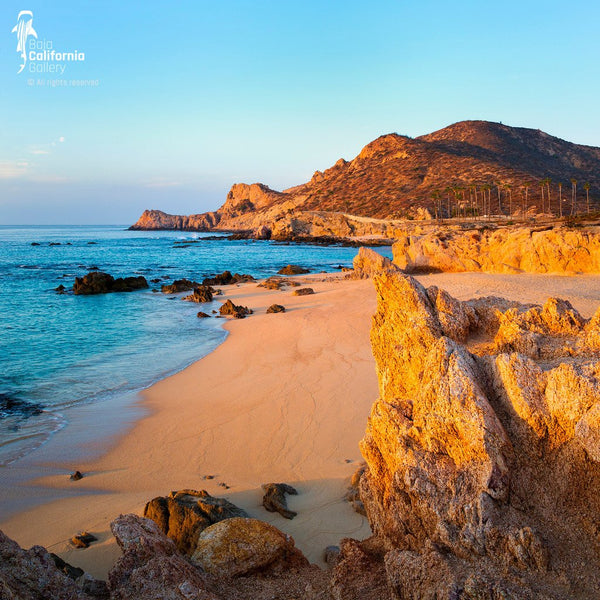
2 270 600 579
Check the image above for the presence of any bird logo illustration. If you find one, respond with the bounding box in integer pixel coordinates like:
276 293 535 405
12 10 37 74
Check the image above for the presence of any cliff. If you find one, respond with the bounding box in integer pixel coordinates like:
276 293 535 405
131 120 600 235
393 224 600 273
346 268 600 598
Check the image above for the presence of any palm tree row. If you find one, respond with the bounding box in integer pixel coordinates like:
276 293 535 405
429 178 595 221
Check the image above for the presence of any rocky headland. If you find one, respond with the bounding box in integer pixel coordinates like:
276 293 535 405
130 121 600 241
3 255 600 598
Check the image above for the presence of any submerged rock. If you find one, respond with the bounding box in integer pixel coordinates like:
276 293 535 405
73 272 148 295
261 483 298 519
161 278 199 293
202 271 255 286
143 489 248 555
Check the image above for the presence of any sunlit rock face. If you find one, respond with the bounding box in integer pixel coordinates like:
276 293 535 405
357 270 600 598
393 226 600 274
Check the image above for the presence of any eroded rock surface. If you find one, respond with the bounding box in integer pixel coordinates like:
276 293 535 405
73 272 148 294
261 483 298 519
351 247 399 279
393 226 600 274
353 269 600 598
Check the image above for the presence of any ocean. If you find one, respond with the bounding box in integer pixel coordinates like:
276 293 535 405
0 225 392 467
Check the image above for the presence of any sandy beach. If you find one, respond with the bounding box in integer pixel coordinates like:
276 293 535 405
2 270 600 579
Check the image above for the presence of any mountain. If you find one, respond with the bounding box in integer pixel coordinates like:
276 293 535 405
131 120 600 235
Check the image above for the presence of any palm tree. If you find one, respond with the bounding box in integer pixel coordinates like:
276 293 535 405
432 190 441 220
540 180 545 213
570 178 577 216
444 186 453 219
558 182 563 218
495 181 503 215
545 178 552 215
584 182 591 214
505 183 513 217
522 183 531 218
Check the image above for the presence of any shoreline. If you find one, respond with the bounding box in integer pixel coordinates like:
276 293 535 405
2 270 600 579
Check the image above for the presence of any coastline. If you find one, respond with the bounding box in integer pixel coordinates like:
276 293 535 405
2 270 600 580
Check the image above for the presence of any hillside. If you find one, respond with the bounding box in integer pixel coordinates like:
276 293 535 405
131 120 600 234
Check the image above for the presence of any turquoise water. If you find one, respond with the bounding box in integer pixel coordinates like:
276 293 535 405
0 225 391 466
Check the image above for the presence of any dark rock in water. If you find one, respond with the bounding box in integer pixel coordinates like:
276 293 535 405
183 286 213 303
86 266 99 271
51 553 84 580
267 304 286 313
109 514 217 600
87 241 97 245
150 278 161 284
277 264 310 275
143 489 248 555
219 299 252 319
293 287 314 296
0 393 43 419
160 278 199 293
70 471 84 481
55 284 66 293
261 483 298 519
197 311 210 318
202 270 255 286
30 242 40 246
49 242 62 246
0 529 91 600
73 272 148 295
71 532 97 549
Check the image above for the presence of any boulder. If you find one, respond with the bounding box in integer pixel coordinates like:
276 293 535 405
143 489 248 555
197 311 210 318
73 272 148 295
277 264 310 275
190 517 308 577
293 287 314 296
219 300 253 319
261 483 298 519
183 286 214 303
266 304 286 313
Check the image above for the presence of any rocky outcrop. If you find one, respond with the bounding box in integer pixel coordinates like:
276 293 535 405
266 304 286 313
352 269 600 598
73 272 148 294
190 517 308 577
393 225 600 273
293 287 314 296
0 529 100 599
143 490 249 556
129 209 220 231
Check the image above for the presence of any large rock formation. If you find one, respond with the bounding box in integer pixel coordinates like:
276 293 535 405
352 269 600 598
393 225 600 273
73 272 149 294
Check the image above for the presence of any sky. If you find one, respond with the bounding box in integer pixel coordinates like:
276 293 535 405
1 0 599 224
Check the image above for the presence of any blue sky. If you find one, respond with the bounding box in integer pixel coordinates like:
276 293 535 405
1 0 599 224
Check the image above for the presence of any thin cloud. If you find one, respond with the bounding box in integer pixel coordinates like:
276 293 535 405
144 179 182 189
31 149 50 155
0 160 28 179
